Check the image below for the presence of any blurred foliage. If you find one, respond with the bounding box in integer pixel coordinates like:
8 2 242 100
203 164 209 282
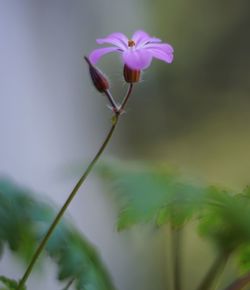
199 187 250 255
97 159 206 230
3 158 250 289
0 178 115 290
97 158 250 288
0 276 26 290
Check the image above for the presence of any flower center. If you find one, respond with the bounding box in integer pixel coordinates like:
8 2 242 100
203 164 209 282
128 39 135 47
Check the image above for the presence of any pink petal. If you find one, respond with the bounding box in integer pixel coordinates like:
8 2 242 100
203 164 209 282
144 43 174 63
122 49 152 70
145 43 174 53
89 47 120 64
96 32 128 50
132 30 161 48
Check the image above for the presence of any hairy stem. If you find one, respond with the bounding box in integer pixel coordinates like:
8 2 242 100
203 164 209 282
196 252 230 290
104 89 119 112
17 84 133 290
119 83 134 112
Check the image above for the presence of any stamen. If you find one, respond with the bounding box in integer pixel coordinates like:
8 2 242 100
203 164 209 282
128 39 135 47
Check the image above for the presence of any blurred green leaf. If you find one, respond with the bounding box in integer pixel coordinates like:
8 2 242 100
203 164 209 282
98 159 250 276
97 159 206 230
199 186 250 253
0 276 26 290
0 178 115 290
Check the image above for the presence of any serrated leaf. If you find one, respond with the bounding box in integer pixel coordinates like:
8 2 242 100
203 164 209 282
199 186 250 252
97 159 206 230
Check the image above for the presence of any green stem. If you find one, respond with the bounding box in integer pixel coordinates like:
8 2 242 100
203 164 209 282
17 84 133 290
223 272 250 290
196 252 230 290
62 278 75 290
119 83 134 112
104 89 119 113
171 227 182 290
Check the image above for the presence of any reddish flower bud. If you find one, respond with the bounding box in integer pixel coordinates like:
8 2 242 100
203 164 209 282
84 56 109 92
123 65 141 83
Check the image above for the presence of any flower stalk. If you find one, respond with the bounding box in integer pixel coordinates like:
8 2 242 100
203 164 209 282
17 84 133 290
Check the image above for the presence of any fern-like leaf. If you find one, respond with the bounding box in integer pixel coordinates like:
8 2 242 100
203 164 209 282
0 178 115 290
97 159 206 230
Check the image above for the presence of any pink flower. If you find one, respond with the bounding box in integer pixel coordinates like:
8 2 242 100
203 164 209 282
89 30 174 70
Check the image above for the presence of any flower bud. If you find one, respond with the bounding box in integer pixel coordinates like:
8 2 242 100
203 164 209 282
84 56 109 92
123 65 141 83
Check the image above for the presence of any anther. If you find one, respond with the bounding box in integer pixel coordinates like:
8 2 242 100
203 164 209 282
128 39 135 47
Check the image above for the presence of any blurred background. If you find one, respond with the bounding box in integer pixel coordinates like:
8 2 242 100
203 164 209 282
0 0 250 289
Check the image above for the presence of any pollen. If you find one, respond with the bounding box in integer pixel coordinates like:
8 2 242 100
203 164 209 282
128 39 135 47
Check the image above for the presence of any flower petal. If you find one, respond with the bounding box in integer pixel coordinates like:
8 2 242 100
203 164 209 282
122 49 152 70
89 47 120 64
132 30 161 48
144 43 174 63
96 32 128 50
145 43 174 52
